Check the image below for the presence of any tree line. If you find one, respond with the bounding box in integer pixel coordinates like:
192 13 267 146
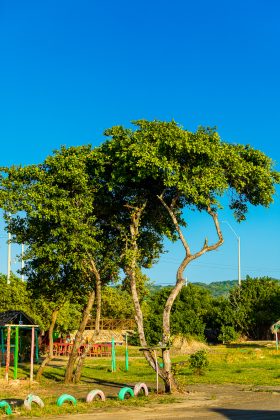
0 120 279 392
1 274 279 344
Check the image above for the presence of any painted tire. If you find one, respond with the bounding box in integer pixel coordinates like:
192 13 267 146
86 389 106 403
56 394 77 407
24 394 44 410
133 382 149 397
0 400 12 415
118 387 134 400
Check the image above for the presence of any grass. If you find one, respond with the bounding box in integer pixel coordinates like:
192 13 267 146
174 343 280 387
0 342 280 417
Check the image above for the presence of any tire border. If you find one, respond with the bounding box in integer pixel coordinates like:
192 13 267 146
118 387 134 400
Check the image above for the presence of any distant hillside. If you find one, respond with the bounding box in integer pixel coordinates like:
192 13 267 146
149 280 238 297
152 278 280 298
193 278 280 297
192 280 238 297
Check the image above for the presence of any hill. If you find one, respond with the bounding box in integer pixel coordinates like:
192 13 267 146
153 278 280 298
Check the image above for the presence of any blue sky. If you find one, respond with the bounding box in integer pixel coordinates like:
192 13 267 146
0 0 279 284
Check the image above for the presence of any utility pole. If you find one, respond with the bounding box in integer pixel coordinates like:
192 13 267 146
222 221 241 287
21 244 24 282
7 232 11 285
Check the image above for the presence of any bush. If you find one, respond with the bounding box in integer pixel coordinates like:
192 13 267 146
189 350 209 375
218 325 239 344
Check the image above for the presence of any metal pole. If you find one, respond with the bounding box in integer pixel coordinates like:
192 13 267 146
222 221 241 287
21 244 24 282
111 337 116 372
1 328 5 366
30 327 35 382
154 350 158 394
5 326 11 381
35 329 39 363
238 237 241 287
125 334 129 371
13 326 19 380
7 232 11 285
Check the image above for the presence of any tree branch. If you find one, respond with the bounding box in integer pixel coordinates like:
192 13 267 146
190 206 224 261
157 194 191 258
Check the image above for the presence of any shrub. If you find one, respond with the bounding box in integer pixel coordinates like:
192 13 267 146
218 325 239 344
189 350 209 375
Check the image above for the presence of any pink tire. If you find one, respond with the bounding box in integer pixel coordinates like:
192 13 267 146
86 389 106 403
133 382 149 397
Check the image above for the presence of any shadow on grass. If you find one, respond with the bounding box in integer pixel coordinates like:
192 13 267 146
225 343 268 349
5 398 24 407
80 377 131 389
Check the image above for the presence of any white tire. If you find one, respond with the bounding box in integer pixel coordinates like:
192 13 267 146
24 394 44 410
86 389 106 403
133 382 149 397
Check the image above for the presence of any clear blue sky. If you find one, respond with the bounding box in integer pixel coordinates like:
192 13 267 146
0 0 279 284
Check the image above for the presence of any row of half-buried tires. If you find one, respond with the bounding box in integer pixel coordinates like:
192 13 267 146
0 382 149 414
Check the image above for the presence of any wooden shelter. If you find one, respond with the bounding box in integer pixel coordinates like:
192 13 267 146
0 310 39 381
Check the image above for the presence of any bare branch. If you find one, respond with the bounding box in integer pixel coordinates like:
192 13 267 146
190 206 224 261
157 194 191 257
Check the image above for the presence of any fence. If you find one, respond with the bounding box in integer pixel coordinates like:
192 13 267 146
85 318 135 331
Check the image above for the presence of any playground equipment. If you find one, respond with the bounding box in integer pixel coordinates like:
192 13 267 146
118 387 134 400
0 400 12 415
125 333 129 371
57 394 77 407
86 389 106 402
139 345 170 393
133 382 149 397
0 383 148 416
111 337 116 372
0 310 39 381
24 394 44 410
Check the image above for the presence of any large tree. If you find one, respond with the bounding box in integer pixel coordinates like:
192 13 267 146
96 120 280 392
0 145 120 383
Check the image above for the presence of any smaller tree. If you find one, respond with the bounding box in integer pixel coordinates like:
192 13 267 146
229 276 280 339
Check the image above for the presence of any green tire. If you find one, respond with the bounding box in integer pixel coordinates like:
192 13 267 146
56 394 77 407
0 400 12 415
118 387 134 401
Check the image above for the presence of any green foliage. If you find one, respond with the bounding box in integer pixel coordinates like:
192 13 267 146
189 350 209 375
102 120 280 222
98 286 135 319
228 276 280 339
0 274 83 333
142 284 212 345
218 325 239 343
194 280 238 297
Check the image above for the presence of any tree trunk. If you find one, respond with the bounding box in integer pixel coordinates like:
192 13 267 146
36 308 59 381
125 205 158 377
73 273 102 383
124 204 180 392
157 195 224 393
64 290 95 383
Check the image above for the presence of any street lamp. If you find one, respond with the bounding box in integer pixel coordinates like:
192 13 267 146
0 233 11 285
222 221 241 287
